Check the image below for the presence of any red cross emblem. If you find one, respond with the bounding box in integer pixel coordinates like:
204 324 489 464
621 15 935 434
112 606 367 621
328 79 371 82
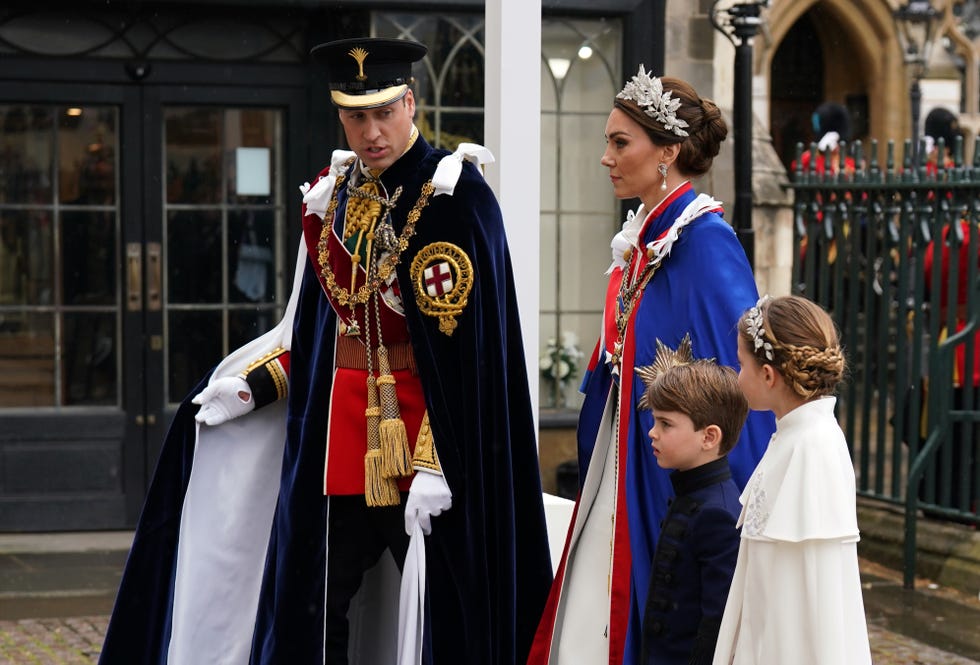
423 262 453 297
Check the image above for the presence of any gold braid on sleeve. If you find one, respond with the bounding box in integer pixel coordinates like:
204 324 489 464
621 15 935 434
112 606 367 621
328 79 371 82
240 347 288 409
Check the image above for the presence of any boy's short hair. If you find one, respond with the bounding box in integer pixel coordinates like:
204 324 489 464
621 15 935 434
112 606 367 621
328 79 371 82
643 360 748 455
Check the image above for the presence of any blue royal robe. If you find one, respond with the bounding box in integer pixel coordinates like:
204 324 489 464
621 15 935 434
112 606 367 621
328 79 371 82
529 182 775 665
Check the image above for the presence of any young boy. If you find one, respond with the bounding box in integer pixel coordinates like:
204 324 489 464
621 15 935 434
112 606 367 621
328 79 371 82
636 336 748 665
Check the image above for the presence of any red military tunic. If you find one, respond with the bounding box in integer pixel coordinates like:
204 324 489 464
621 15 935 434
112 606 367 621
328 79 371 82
302 162 428 495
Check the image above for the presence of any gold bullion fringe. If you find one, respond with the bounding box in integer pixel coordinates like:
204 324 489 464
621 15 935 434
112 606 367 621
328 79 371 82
376 344 413 478
364 374 399 507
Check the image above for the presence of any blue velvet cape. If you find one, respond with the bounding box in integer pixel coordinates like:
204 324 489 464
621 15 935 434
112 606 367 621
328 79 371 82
99 136 553 665
594 186 774 664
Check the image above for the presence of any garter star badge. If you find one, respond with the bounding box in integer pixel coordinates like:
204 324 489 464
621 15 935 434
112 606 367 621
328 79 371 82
410 242 473 336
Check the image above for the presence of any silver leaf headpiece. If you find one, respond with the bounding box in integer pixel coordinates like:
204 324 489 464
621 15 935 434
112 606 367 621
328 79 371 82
746 295 774 361
616 65 689 138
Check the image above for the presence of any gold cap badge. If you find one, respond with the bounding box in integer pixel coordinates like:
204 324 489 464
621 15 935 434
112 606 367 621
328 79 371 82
348 47 368 81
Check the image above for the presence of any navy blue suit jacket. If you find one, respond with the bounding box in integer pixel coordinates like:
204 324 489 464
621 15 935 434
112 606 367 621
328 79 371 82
641 455 741 665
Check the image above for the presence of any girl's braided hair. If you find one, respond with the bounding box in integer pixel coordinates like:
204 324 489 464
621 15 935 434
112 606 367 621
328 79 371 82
739 295 846 399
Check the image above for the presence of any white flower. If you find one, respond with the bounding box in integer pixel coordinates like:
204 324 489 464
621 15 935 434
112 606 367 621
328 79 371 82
540 331 583 388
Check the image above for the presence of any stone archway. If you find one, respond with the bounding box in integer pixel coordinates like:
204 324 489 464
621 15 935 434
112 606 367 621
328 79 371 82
762 0 909 165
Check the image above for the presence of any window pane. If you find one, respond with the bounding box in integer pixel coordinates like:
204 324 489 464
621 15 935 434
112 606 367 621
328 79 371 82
541 113 558 211
538 311 558 407
538 315 591 410
226 109 278 205
555 22 620 114
0 105 54 204
229 209 276 304
24 211 55 306
374 13 486 149
1 210 53 308
59 106 117 205
168 210 222 304
0 103 121 410
541 59 559 114
440 42 484 107
540 213 557 311
62 210 116 306
166 108 222 204
371 12 624 419
559 114 611 212
164 106 285 406
552 311 599 410
0 312 55 407
230 308 278 351
435 112 483 150
169 310 222 403
559 213 614 311
63 311 117 405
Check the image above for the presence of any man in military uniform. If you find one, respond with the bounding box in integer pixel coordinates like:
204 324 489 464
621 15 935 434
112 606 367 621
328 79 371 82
100 37 552 665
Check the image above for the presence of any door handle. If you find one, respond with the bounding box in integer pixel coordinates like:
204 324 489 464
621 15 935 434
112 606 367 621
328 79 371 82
126 243 142 311
146 242 162 311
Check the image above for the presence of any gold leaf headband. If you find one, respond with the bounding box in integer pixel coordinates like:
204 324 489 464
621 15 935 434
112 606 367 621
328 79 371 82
616 65 689 138
636 334 695 410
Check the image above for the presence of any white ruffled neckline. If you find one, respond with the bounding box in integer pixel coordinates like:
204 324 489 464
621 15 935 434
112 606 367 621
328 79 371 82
605 186 722 275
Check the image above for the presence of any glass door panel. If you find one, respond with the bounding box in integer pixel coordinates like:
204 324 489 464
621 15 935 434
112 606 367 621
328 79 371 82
0 103 120 409
163 106 284 404
0 74 302 531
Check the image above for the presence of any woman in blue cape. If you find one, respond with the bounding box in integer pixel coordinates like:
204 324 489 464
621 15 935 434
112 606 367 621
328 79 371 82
529 69 774 665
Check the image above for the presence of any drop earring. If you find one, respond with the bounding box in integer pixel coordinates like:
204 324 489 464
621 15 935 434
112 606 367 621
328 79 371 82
658 162 668 191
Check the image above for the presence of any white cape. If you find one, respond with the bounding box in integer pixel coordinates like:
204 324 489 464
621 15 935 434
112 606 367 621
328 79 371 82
712 398 871 665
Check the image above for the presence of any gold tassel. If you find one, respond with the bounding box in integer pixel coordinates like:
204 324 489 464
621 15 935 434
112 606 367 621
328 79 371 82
365 449 400 507
376 345 413 479
365 374 399 507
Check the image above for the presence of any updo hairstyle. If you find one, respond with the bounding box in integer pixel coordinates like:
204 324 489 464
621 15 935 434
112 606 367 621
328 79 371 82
613 76 728 177
738 295 846 399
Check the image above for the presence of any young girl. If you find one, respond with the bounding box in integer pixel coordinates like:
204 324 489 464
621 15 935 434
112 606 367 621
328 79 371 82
713 295 872 665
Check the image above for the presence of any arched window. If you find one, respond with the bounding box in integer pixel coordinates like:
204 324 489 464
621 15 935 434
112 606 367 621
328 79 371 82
374 13 622 410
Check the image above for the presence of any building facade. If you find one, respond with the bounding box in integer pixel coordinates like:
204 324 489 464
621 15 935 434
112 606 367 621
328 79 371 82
0 0 662 531
2 0 977 531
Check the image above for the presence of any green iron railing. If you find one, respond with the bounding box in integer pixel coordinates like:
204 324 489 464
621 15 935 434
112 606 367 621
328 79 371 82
788 137 980 589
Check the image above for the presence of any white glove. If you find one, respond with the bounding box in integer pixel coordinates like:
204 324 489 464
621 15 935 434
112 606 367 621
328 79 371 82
404 471 452 535
817 130 840 153
192 376 254 426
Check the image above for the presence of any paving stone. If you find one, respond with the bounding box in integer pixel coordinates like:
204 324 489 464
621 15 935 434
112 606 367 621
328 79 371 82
0 614 979 664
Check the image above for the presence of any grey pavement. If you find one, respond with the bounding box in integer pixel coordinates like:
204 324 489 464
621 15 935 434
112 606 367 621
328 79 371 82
1 531 979 664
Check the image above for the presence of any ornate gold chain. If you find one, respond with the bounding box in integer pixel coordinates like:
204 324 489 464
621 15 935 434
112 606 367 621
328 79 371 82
610 226 686 366
348 181 403 207
615 260 660 335
315 161 436 307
